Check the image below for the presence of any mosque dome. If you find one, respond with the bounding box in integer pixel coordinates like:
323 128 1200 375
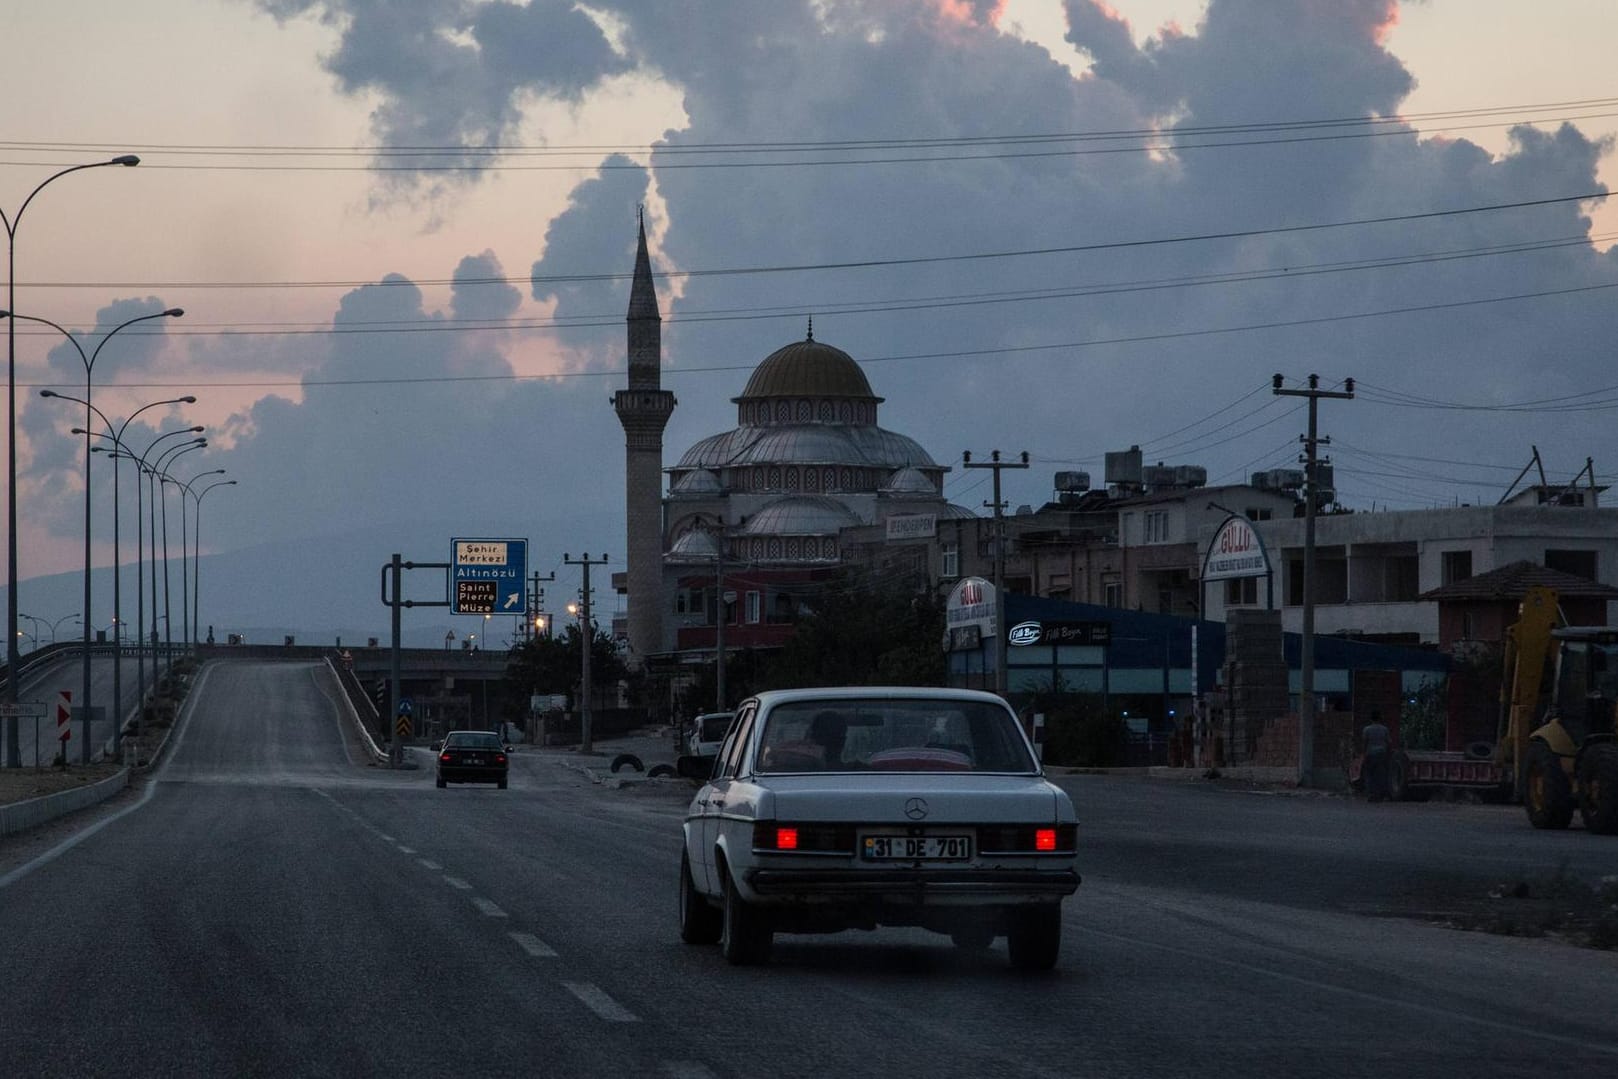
735 332 881 403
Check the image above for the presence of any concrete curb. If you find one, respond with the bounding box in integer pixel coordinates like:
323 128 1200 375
0 767 131 838
323 657 389 764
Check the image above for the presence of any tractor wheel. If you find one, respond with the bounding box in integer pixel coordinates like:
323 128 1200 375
1387 753 1410 803
1524 740 1574 830
1576 743 1618 835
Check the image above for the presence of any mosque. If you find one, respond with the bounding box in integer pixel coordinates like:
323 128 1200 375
613 220 969 668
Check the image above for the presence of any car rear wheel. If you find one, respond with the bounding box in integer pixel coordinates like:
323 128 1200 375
1007 905 1061 971
679 851 722 945
497 776 508 790
719 863 771 965
436 775 447 789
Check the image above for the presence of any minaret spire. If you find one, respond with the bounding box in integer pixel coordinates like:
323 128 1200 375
615 215 677 668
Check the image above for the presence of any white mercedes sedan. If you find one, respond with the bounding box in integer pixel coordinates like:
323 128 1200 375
678 687 1080 968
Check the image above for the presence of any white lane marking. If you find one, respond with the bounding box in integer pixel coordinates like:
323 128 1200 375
396 845 416 854
509 932 557 958
418 858 442 871
472 896 508 918
378 834 395 843
662 1063 720 1078
562 982 639 1023
444 876 472 890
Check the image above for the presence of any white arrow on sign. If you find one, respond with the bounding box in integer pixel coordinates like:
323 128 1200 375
503 592 521 610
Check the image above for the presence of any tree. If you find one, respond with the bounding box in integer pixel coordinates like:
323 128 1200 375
502 623 627 714
762 568 945 689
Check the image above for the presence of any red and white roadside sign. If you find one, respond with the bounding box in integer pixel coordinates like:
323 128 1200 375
57 690 71 743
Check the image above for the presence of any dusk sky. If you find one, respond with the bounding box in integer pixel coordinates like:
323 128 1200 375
4 0 1617 641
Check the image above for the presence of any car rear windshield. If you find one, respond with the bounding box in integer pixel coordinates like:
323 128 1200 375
446 733 502 750
754 699 1036 774
699 715 732 741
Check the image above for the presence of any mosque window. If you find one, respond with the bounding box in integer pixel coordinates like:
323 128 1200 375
776 401 790 422
769 466 782 488
824 467 836 491
818 401 833 422
786 467 799 490
840 467 853 488
838 401 852 423
786 538 801 560
796 400 811 421
768 538 782 560
806 468 819 492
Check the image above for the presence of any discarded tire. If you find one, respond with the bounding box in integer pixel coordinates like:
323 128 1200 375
610 753 644 773
648 763 676 779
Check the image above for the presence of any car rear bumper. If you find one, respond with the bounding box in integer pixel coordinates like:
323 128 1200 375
438 768 507 783
745 866 1080 902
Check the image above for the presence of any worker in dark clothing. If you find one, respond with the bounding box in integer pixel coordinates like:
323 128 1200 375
1361 710 1392 802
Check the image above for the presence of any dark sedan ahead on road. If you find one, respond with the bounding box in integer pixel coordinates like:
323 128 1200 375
435 731 509 789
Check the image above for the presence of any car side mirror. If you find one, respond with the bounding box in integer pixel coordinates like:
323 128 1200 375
504 745 516 753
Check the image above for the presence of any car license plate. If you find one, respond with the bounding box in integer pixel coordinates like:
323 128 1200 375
467 755 483 764
861 834 971 861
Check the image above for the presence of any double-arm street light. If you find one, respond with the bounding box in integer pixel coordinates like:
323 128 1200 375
72 396 199 756
27 308 184 763
188 477 236 648
4 153 140 767
154 441 205 663
176 469 224 649
24 307 183 763
143 432 205 690
108 425 202 729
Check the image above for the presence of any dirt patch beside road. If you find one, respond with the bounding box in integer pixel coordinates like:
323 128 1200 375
0 762 125 806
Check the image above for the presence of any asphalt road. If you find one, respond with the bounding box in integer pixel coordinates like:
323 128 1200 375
1 660 1616 1078
5 653 148 766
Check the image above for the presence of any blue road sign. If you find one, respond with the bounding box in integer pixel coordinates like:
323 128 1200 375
398 698 414 716
452 538 528 615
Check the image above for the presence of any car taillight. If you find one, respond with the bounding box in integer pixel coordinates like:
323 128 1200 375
439 752 452 763
751 821 853 853
1034 828 1057 852
495 754 507 765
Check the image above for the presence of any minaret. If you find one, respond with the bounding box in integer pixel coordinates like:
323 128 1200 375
613 211 676 667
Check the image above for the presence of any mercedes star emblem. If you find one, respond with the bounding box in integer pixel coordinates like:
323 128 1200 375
903 797 929 820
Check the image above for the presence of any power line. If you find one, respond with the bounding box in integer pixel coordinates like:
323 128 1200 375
13 192 1610 294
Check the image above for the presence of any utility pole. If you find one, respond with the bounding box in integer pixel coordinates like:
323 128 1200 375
714 550 727 713
526 570 554 642
565 552 609 754
1272 373 1354 787
962 449 1028 697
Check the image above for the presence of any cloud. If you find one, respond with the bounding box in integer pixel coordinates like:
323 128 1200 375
98 0 1618 638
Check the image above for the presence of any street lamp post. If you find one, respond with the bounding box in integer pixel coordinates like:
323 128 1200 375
186 474 233 648
30 308 184 762
66 394 196 757
144 434 205 687
176 469 223 651
17 612 44 652
3 152 140 769
123 427 202 723
155 443 205 664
